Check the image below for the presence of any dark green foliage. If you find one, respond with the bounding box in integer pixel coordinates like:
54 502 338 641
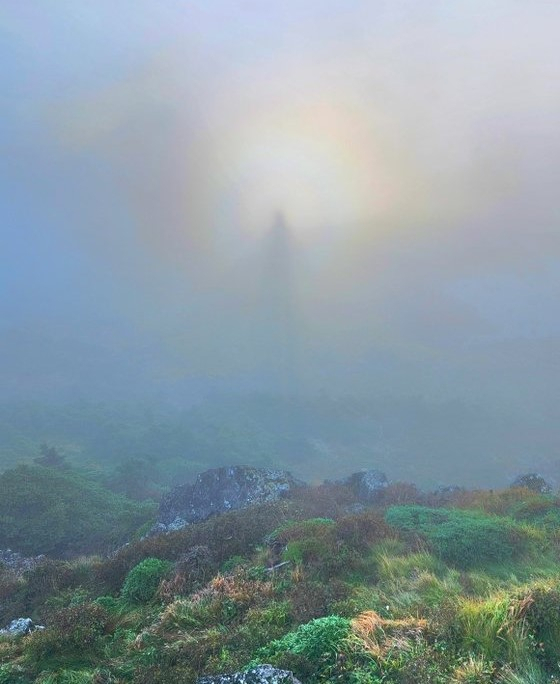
0 465 155 556
385 505 530 566
121 557 172 603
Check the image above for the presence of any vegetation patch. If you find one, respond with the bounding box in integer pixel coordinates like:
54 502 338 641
385 505 531 567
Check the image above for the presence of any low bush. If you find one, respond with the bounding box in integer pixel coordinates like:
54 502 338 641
250 615 353 680
121 558 172 603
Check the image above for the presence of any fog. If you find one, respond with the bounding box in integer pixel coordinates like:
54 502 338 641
1 2 559 482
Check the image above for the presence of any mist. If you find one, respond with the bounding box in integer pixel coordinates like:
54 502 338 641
1 2 559 485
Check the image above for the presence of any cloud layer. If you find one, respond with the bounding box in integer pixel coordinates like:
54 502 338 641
1 1 559 411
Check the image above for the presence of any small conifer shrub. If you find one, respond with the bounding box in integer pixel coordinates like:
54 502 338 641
121 557 172 603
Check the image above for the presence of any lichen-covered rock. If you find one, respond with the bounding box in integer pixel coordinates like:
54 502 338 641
337 469 388 503
510 473 552 494
197 664 302 684
431 485 464 501
0 617 44 636
158 466 304 531
0 549 46 574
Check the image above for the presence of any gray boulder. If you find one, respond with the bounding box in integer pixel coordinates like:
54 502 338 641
510 473 552 494
0 617 44 636
158 466 304 531
197 664 301 684
337 469 388 503
0 549 46 574
431 485 464 501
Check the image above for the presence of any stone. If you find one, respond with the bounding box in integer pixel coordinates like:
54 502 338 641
0 549 46 574
431 485 464 501
157 466 304 531
337 469 388 503
510 473 552 494
0 617 44 636
197 664 302 684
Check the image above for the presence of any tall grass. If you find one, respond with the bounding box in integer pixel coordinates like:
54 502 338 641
455 593 531 665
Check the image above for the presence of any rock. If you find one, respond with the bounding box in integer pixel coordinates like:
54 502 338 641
0 549 46 574
197 664 302 684
0 617 44 636
158 466 304 531
431 485 464 501
344 502 367 515
337 469 388 503
177 545 213 572
510 473 552 494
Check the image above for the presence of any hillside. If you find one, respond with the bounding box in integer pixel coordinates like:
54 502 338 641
0 396 556 491
2 470 560 683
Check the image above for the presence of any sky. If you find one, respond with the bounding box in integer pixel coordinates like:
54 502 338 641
1 1 559 413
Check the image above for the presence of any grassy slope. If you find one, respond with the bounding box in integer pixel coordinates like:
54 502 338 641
2 485 560 683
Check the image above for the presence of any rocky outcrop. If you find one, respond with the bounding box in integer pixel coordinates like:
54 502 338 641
197 665 302 684
157 466 304 532
0 549 46 574
431 485 464 502
336 469 388 503
510 473 552 494
0 617 44 636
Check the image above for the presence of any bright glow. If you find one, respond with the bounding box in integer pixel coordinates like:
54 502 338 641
211 101 400 242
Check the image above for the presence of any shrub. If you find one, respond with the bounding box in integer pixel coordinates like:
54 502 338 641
385 506 529 567
121 558 172 603
250 615 352 680
96 500 296 594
